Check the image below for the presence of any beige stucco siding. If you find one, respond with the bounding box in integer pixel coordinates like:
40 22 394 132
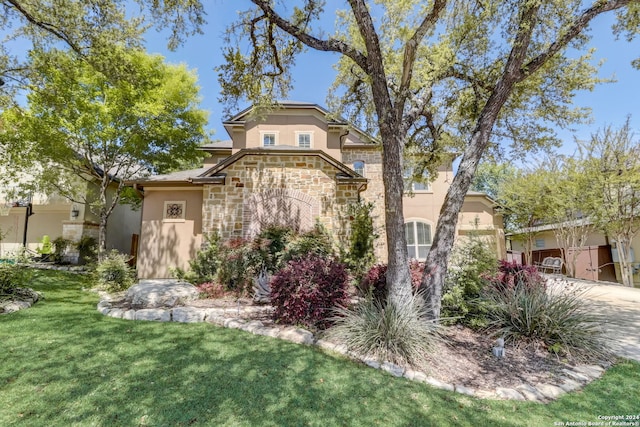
237 115 342 159
0 204 68 254
137 189 203 278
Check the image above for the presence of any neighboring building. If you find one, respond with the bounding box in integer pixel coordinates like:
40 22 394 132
0 174 141 262
508 222 640 286
131 102 504 279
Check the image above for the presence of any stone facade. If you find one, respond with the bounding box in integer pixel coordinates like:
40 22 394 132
202 154 361 241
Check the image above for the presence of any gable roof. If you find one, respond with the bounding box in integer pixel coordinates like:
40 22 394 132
195 148 367 184
223 101 378 146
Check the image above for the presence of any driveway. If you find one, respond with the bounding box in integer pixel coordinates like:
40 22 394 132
549 277 640 362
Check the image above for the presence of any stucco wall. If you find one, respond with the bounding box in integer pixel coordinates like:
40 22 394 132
137 189 203 278
0 204 69 255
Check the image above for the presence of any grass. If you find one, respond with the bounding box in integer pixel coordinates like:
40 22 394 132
0 270 638 426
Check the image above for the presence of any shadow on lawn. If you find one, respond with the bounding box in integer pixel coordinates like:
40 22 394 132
2 271 639 426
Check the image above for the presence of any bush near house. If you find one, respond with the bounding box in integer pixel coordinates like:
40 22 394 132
93 250 135 292
357 260 424 303
441 233 498 327
0 262 32 300
270 254 349 330
482 261 608 360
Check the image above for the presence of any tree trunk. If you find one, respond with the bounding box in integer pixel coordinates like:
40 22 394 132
616 236 634 287
421 78 519 319
379 126 413 309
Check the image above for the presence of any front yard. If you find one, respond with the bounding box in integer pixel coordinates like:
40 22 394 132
1 270 639 426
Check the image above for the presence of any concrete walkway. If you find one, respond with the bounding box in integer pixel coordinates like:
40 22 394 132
549 276 640 362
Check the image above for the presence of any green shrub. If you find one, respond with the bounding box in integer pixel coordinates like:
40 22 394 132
280 224 335 266
340 202 378 282
173 233 221 284
482 280 610 361
327 292 440 367
216 237 255 294
52 237 72 264
441 229 497 327
255 225 292 273
76 236 97 264
0 263 32 299
94 250 135 292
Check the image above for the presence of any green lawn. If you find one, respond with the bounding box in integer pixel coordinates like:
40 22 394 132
1 270 639 426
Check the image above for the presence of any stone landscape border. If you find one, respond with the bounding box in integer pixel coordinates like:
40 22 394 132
96 298 608 403
0 289 41 314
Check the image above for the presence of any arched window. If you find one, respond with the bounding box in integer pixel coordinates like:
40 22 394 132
353 160 365 177
405 221 432 260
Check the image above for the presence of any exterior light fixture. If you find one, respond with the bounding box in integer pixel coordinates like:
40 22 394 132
71 206 80 219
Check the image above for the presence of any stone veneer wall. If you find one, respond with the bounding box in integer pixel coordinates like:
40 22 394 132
202 154 360 242
62 221 99 263
342 148 387 262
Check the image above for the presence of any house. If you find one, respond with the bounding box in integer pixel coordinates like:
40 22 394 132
508 221 640 286
0 174 141 262
131 102 504 279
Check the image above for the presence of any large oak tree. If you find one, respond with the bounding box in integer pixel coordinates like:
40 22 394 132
141 0 639 316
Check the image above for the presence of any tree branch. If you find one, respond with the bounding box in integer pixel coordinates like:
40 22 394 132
250 0 369 72
5 0 84 55
520 0 631 81
397 0 447 109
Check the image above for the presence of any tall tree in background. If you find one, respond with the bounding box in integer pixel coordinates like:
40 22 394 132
0 49 208 252
0 0 204 108
210 0 639 317
578 119 640 287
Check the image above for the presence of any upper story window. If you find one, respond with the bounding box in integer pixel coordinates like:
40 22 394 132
403 168 431 192
296 132 312 148
261 131 277 147
353 160 365 177
405 220 432 260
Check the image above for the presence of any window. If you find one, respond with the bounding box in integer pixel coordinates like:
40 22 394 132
163 201 186 222
353 160 365 177
297 132 312 148
535 238 545 248
262 132 276 147
405 221 432 260
403 168 431 192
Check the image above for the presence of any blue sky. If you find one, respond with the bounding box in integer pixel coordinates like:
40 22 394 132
143 2 639 154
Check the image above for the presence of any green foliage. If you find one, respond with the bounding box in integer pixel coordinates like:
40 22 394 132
279 224 335 266
255 225 292 273
93 250 135 292
52 237 72 264
0 263 32 299
173 233 221 285
328 292 440 368
215 237 256 294
483 281 610 361
441 223 497 327
340 201 378 283
0 47 208 252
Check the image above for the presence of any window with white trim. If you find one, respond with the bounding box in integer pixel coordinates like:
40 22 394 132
262 132 276 147
353 160 365 177
297 132 312 148
405 221 432 260
403 168 431 192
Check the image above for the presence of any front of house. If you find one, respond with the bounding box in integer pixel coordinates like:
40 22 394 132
132 102 504 278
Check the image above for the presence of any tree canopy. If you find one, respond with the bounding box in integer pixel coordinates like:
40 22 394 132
0 48 209 251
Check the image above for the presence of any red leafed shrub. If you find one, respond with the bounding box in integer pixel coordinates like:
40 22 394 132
484 260 545 294
358 260 425 302
270 254 350 330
